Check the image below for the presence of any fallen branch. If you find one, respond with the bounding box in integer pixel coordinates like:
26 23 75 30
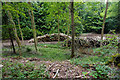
53 69 59 78
45 63 55 72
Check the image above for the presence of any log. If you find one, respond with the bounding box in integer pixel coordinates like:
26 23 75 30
28 33 71 43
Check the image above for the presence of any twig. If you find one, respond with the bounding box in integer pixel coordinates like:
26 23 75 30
45 63 54 72
53 69 59 78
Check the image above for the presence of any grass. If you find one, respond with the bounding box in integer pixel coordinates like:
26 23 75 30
70 55 111 66
2 42 117 63
2 43 71 61
2 42 119 78
70 46 117 67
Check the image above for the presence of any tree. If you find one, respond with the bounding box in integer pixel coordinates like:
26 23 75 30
2 8 16 54
118 1 120 53
8 24 16 54
118 34 120 54
100 2 119 33
101 0 108 47
118 1 120 33
14 3 25 44
57 2 60 44
4 3 22 56
16 6 24 44
28 2 38 52
71 0 75 58
66 2 71 47
17 13 24 44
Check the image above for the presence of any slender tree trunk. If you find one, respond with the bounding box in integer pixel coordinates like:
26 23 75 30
58 9 60 44
17 16 24 44
71 0 75 58
118 1 120 53
28 2 38 52
100 0 108 47
7 10 21 56
117 1 120 33
8 28 16 54
66 3 71 47
118 35 120 53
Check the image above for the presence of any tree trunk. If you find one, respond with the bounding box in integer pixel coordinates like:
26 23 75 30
66 3 71 47
71 0 75 58
117 1 120 33
17 16 24 44
100 0 108 47
28 2 38 52
118 35 120 53
58 9 60 44
8 28 16 54
118 1 120 53
7 10 21 56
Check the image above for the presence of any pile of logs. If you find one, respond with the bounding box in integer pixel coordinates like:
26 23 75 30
63 36 109 48
28 33 71 43
28 33 119 48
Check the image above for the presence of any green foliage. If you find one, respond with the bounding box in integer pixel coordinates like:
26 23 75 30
93 33 118 56
70 56 110 66
21 26 33 40
88 64 112 78
102 2 119 33
75 2 104 33
2 2 120 40
2 25 14 40
71 56 117 78
2 60 49 78
81 64 119 78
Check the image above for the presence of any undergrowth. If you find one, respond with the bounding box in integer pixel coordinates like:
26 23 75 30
2 59 49 78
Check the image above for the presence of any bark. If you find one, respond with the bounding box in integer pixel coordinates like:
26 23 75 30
17 15 24 44
58 8 60 44
100 0 108 47
28 2 38 52
66 3 71 47
71 0 75 58
118 1 120 53
117 1 120 33
7 10 21 56
118 35 120 53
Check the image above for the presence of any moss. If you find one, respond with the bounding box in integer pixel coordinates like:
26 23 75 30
106 53 120 67
118 63 120 68
112 53 120 58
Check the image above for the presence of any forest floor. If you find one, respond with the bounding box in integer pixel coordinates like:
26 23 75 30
2 57 86 78
2 33 120 78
